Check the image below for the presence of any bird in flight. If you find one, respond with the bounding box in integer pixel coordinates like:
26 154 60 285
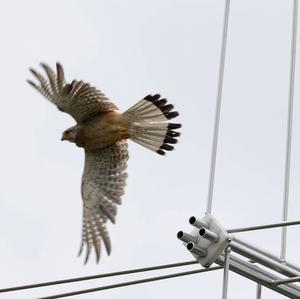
28 63 181 263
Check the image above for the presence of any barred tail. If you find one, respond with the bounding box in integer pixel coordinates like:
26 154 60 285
123 94 181 155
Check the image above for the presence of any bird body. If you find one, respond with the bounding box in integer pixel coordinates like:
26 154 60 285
63 111 130 150
28 62 181 263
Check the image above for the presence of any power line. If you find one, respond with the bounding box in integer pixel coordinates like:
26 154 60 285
39 266 222 299
227 219 300 233
3 220 297 294
0 260 198 293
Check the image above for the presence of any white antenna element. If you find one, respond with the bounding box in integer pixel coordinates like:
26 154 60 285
280 0 298 262
206 0 231 215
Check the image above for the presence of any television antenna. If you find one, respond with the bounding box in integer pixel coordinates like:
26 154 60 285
177 0 300 298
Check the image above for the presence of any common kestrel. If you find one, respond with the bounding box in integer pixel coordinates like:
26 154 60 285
28 63 181 263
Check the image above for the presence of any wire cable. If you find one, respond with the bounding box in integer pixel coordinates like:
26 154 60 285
0 260 198 293
39 266 222 299
280 0 298 261
228 219 300 233
206 0 231 214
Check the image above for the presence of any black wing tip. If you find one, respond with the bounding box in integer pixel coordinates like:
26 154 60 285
29 67 38 75
78 242 103 265
77 245 83 257
26 79 35 86
56 62 64 75
70 79 77 88
95 246 101 264
29 62 62 75
105 243 111 256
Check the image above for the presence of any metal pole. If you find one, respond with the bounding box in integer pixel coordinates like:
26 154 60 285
233 237 300 273
222 246 231 299
281 0 298 261
227 220 300 233
230 241 300 278
216 255 300 298
206 0 230 214
256 284 262 299
273 276 300 285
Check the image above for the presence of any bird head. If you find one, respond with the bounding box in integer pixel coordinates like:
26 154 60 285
61 126 79 143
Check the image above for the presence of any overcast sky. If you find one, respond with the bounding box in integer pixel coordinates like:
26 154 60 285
0 0 299 298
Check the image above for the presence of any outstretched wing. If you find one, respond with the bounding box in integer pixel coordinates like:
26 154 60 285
27 63 117 122
79 140 129 263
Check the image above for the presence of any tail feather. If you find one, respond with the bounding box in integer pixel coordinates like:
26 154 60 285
124 94 181 155
134 136 165 149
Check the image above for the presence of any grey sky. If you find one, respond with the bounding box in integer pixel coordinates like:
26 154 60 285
0 0 299 298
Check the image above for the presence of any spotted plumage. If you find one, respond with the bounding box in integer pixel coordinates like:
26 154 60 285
28 62 181 263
